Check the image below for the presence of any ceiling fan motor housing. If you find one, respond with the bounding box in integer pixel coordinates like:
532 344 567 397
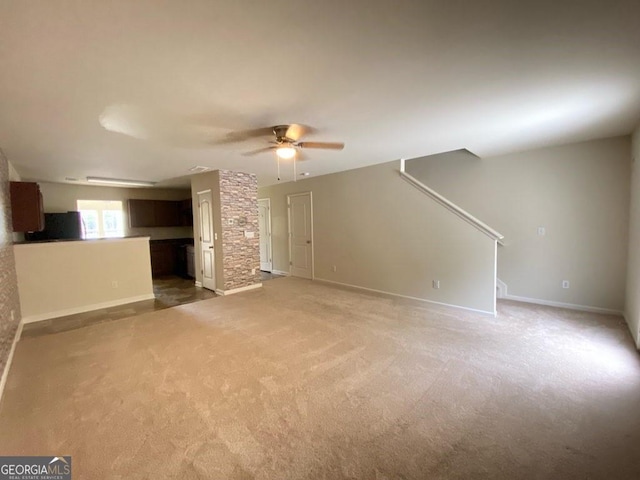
273 125 292 143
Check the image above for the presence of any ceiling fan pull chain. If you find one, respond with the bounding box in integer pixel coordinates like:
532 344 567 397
277 155 281 181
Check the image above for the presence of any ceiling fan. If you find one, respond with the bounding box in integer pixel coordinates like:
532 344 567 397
220 124 344 160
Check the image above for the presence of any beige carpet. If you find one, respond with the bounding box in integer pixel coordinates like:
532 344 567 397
1 277 639 479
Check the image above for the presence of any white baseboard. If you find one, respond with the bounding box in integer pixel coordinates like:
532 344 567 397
0 318 24 404
495 278 622 316
313 278 496 316
215 283 262 296
22 293 157 324
496 278 508 299
272 270 290 276
502 293 623 316
194 281 203 287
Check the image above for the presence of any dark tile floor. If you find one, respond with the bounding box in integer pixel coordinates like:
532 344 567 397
22 276 217 338
22 273 284 338
260 271 283 281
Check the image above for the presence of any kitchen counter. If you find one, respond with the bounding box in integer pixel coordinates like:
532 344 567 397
149 237 194 245
14 235 149 245
13 236 154 323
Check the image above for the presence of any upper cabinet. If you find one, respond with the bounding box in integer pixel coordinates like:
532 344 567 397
10 181 45 232
128 199 191 228
180 199 193 227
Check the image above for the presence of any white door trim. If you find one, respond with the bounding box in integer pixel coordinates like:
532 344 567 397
258 197 273 272
287 191 314 279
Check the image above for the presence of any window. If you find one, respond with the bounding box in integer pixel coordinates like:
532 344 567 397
77 200 124 239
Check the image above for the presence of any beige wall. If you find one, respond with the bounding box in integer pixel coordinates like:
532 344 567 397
7 162 20 182
259 161 497 314
625 125 640 346
38 182 193 240
8 161 24 243
14 237 154 322
405 136 631 312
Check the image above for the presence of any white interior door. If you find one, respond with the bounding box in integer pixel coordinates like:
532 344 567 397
288 192 313 279
258 198 272 272
198 190 216 291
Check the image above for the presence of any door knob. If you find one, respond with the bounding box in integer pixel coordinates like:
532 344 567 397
306 240 311 244
209 246 214 249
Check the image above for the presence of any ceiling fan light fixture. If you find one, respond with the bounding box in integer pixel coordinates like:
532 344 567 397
276 146 296 159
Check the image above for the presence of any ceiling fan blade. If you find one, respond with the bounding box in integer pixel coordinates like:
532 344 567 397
297 141 344 150
217 127 276 144
285 124 313 142
242 146 276 156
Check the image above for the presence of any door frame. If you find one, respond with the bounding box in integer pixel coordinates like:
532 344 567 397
287 191 314 279
258 198 273 272
197 188 216 291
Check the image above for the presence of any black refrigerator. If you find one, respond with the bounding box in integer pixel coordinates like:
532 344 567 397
25 211 84 241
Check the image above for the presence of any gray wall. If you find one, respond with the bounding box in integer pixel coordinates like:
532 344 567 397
406 136 631 312
0 151 22 392
259 160 497 314
625 125 640 346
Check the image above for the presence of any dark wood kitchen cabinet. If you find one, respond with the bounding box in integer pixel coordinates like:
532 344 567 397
149 238 194 277
128 199 156 227
10 181 44 232
155 201 181 227
128 199 182 228
180 199 193 226
149 242 177 276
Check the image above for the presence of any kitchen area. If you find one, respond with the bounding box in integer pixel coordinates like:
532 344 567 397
127 198 195 279
9 179 203 325
11 180 198 279
10 169 263 327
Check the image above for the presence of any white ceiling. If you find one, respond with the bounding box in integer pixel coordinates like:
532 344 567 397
1 0 639 188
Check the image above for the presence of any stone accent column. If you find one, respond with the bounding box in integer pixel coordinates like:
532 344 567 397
218 170 261 291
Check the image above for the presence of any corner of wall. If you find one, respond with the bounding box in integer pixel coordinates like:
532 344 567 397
624 123 640 349
0 149 23 402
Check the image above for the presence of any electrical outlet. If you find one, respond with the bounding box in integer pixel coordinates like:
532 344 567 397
537 226 546 236
432 280 440 289
251 268 256 275
111 280 118 289
332 265 337 272
562 280 570 289
10 310 15 321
